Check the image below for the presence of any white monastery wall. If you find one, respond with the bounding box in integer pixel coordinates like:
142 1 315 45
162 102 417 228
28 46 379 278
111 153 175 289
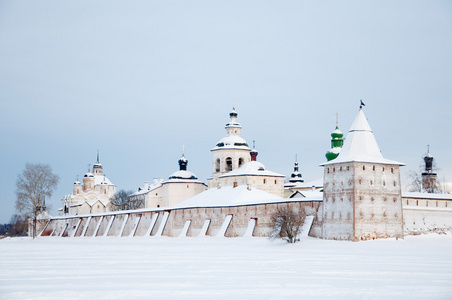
40 201 323 239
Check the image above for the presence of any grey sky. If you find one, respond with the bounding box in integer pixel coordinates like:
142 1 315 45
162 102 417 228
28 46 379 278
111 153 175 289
1 1 451 223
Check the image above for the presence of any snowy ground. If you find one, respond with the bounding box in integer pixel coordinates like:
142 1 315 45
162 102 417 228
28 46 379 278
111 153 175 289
1 235 451 300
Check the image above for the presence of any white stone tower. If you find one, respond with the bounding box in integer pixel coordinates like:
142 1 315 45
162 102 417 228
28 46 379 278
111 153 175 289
208 107 251 188
320 107 405 241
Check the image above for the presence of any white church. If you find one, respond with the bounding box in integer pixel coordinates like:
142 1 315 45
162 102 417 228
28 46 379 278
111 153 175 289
42 104 451 240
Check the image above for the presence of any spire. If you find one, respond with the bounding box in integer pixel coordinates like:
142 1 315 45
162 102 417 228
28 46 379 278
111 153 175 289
289 154 304 183
93 150 103 174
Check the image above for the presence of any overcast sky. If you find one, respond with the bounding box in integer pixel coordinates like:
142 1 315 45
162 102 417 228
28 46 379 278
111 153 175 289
0 1 451 223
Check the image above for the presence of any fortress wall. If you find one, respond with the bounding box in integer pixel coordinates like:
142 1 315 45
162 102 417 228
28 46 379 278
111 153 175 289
40 200 323 239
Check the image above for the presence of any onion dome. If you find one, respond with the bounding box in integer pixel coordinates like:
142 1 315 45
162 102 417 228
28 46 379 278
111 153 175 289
331 127 343 140
179 154 188 171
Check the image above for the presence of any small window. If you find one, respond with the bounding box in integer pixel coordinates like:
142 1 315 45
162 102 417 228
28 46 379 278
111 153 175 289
394 181 397 187
370 180 373 185
383 181 386 186
157 205 160 208
274 180 277 184
363 165 365 171
340 166 342 171
233 182 238 188
347 166 350 171
187 185 189 188
391 168 394 174
393 197 397 203
371 197 375 202
373 166 375 171
382 167 385 172
333 167 335 172
263 179 266 184
327 168 330 173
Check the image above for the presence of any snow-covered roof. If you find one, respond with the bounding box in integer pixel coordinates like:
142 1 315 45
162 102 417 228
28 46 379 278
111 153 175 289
220 161 285 178
131 181 163 196
167 170 199 181
172 185 285 209
211 136 250 151
94 175 113 185
321 109 404 166
285 177 323 189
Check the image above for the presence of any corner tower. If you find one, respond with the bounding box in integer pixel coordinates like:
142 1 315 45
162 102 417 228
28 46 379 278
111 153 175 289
208 107 251 188
320 106 405 241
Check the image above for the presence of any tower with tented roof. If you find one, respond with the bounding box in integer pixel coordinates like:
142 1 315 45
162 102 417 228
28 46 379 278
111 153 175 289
208 106 251 188
320 105 404 241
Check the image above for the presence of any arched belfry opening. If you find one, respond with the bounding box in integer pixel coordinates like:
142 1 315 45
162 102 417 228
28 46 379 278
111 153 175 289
238 157 245 168
226 157 233 172
215 158 221 173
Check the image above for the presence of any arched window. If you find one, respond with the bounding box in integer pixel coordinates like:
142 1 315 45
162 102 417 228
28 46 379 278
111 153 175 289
215 158 220 172
225 157 233 172
238 157 244 168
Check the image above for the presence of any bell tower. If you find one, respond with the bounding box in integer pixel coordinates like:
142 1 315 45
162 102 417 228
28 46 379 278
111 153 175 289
208 106 251 188
422 146 437 193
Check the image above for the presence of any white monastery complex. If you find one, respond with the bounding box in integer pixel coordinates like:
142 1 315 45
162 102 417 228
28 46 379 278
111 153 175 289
36 104 452 241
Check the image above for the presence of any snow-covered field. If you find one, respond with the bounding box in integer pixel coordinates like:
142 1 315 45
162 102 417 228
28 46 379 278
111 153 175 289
1 235 451 300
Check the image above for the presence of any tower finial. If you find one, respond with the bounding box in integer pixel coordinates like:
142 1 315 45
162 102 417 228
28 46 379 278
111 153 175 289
427 144 430 154
182 144 185 155
87 164 91 172
97 150 100 163
253 140 255 149
336 112 339 127
295 154 298 162
360 99 366 109
233 99 235 109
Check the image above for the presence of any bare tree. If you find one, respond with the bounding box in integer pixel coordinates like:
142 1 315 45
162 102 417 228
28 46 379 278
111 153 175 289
270 206 306 243
407 170 423 192
15 163 59 238
110 189 139 211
